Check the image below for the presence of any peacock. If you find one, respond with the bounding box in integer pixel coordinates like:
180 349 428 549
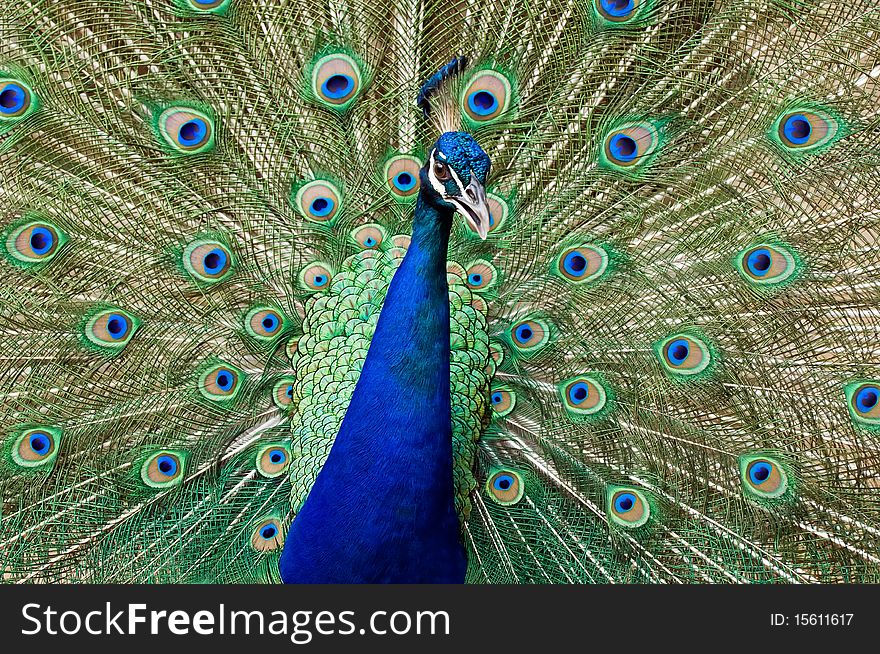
1 0 879 584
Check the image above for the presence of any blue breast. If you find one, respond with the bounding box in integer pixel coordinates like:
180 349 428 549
280 199 466 583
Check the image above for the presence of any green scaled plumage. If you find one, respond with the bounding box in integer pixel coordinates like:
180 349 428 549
2 0 880 585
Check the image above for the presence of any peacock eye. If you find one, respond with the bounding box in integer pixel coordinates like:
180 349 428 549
257 443 292 478
83 307 140 353
12 426 62 469
140 451 187 488
198 361 245 402
4 219 69 268
251 517 285 551
433 161 451 182
844 381 880 428
182 239 235 284
607 487 651 528
558 375 611 419
486 469 524 505
0 78 38 122
740 455 789 500
654 333 714 378
490 387 516 417
155 106 215 154
733 243 799 288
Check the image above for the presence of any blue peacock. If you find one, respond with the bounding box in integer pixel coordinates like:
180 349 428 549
1 0 880 584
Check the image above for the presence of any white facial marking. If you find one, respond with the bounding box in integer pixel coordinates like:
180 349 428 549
427 148 462 198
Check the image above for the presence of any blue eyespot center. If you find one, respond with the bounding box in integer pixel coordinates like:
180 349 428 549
856 387 879 413
609 133 638 162
749 461 772 485
261 314 279 332
364 237 376 247
667 339 690 365
309 197 334 217
285 385 293 398
493 474 514 491
313 274 327 286
601 0 635 17
784 114 811 145
106 314 127 339
515 324 533 343
564 252 587 276
29 227 53 255
468 90 498 116
393 172 416 192
261 525 278 539
178 118 207 146
203 248 227 275
216 370 234 391
322 74 354 99
569 382 589 404
156 455 178 477
269 449 286 464
614 492 636 513
747 249 772 276
491 392 503 404
29 433 51 456
468 273 483 285
0 83 27 114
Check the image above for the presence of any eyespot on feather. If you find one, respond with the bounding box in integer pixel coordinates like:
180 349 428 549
182 240 234 284
461 69 513 124
554 244 609 284
251 517 285 552
299 262 333 292
844 381 880 429
486 193 510 234
293 180 342 223
183 0 231 12
140 450 187 489
256 443 292 478
351 224 387 250
594 0 649 23
244 306 286 341
733 243 799 287
272 376 296 410
509 317 551 355
486 469 524 505
155 106 215 154
198 362 245 402
602 122 660 171
11 426 62 469
489 342 505 367
654 333 713 378
490 387 516 417
464 260 497 292
383 155 421 200
558 375 611 419
4 219 68 267
607 486 651 528
0 78 38 122
739 455 789 500
310 53 363 110
773 109 840 152
83 308 140 352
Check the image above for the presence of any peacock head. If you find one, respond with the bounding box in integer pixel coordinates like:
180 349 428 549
421 131 492 240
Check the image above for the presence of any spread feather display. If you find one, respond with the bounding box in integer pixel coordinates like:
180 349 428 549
1 0 879 583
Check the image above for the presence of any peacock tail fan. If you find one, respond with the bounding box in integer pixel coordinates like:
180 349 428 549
2 0 880 583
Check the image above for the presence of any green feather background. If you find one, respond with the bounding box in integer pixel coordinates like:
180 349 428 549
1 0 879 583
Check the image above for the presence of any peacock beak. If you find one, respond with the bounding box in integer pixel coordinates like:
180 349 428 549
451 173 490 240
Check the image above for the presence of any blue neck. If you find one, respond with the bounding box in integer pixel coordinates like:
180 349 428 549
280 192 466 583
